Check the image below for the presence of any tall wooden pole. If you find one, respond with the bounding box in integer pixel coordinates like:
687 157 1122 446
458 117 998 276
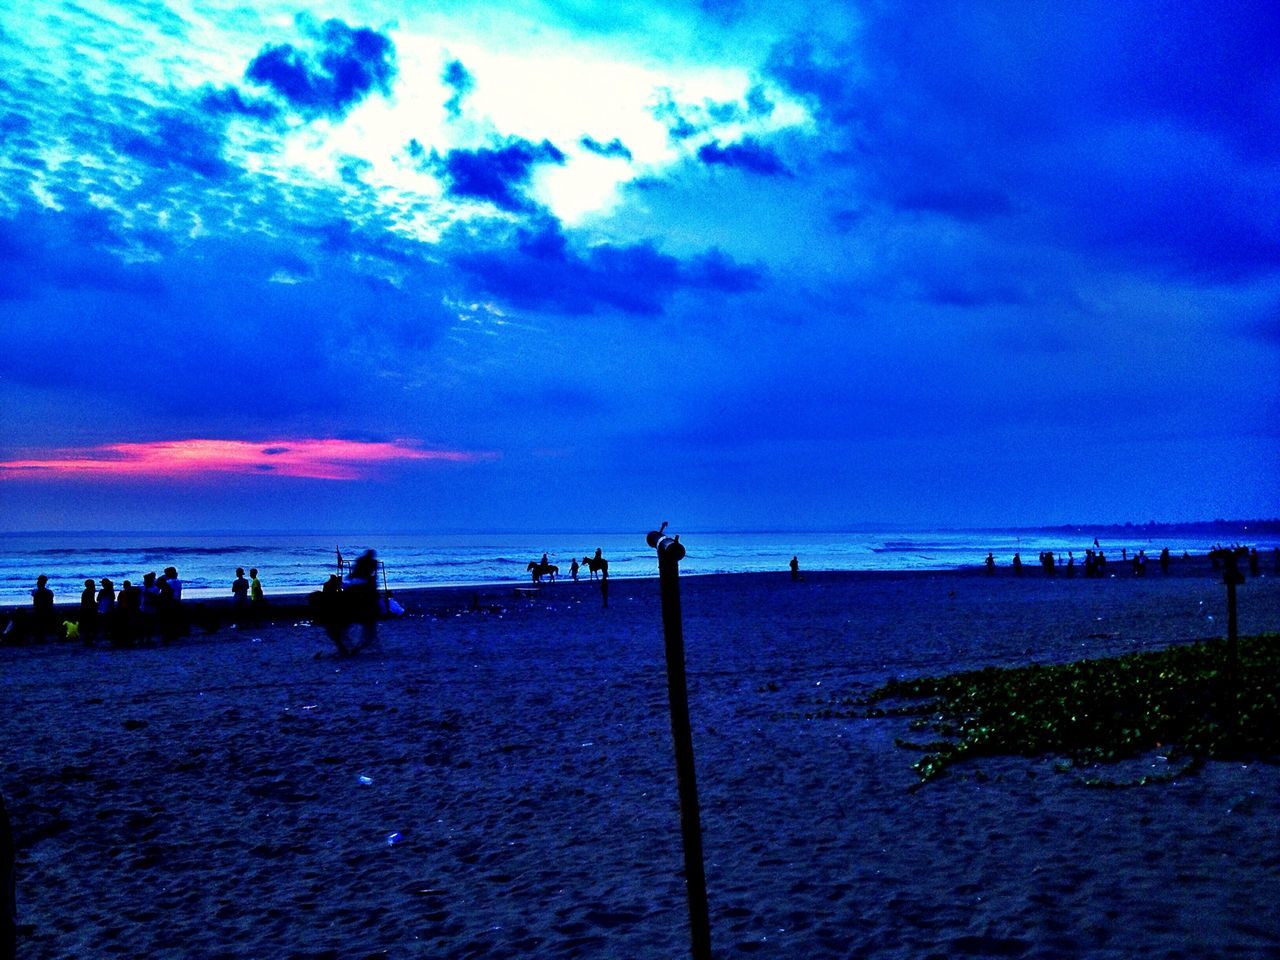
1222 551 1244 745
647 526 711 960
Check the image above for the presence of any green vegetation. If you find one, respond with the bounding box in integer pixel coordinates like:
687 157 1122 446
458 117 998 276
821 635 1280 785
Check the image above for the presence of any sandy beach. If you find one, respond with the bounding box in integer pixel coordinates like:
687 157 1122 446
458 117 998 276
3 565 1280 959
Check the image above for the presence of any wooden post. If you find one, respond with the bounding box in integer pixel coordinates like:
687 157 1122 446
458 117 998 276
647 525 711 960
1222 551 1244 744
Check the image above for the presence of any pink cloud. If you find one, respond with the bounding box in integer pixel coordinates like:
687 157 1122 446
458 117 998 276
0 438 497 481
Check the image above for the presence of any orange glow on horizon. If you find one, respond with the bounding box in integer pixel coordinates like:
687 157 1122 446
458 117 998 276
0 438 498 481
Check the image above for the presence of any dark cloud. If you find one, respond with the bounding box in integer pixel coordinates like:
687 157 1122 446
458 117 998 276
0 112 33 140
245 17 396 120
113 109 233 180
0 205 164 301
651 87 782 145
428 138 566 213
697 137 790 176
765 3 1280 281
197 85 281 122
0 193 454 427
450 218 763 315
441 59 474 118
651 92 700 141
579 136 633 162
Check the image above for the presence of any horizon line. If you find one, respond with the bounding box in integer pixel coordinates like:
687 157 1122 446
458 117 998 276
1 518 1277 538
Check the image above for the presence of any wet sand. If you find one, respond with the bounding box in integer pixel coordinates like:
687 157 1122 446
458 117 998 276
3 566 1279 958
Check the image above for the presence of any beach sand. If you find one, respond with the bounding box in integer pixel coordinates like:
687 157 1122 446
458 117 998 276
3 565 1279 958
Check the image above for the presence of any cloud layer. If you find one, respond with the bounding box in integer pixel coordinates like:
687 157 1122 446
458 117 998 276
0 0 1275 529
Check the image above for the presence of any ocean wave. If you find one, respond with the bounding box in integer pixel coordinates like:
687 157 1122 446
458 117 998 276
873 542 974 552
25 545 266 558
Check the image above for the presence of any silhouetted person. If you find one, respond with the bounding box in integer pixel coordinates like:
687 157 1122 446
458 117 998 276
156 571 177 641
541 553 549 567
315 575 346 648
790 555 800 581
985 552 995 575
570 558 579 581
1012 553 1022 577
140 572 161 643
116 579 139 646
249 568 265 620
80 578 97 643
97 578 116 631
31 575 54 642
1097 551 1107 575
1248 547 1260 578
165 567 183 603
582 548 609 580
1159 547 1170 575
1066 552 1075 578
163 566 186 638
232 568 249 613
339 550 380 654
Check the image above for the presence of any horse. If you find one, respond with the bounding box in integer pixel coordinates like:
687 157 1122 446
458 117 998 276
581 555 608 580
527 561 558 583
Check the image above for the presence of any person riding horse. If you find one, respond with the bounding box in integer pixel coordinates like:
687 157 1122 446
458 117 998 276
581 549 609 580
527 560 558 583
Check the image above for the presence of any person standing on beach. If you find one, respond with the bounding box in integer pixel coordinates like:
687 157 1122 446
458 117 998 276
31 575 54 642
140 572 161 642
1012 553 1022 576
79 579 97 643
985 552 995 575
164 567 186 638
249 568 265 620
790 555 800 581
97 578 116 641
343 550 381 653
570 558 579 581
232 568 249 611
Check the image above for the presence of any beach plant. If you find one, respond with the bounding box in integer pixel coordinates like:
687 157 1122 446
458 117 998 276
826 635 1280 785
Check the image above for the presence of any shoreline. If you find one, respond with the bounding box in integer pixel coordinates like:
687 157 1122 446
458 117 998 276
3 553 1260 622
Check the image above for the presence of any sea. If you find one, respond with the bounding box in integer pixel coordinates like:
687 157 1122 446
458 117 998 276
4 526 1273 607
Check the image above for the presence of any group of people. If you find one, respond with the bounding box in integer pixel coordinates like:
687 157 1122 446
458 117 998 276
27 566 189 645
1210 544 1268 578
985 543 1274 579
16 564 271 646
525 549 611 606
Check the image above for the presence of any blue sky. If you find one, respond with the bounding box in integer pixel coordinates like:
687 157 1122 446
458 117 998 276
0 0 1277 532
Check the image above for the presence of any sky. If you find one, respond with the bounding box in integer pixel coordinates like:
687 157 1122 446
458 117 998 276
0 0 1277 533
